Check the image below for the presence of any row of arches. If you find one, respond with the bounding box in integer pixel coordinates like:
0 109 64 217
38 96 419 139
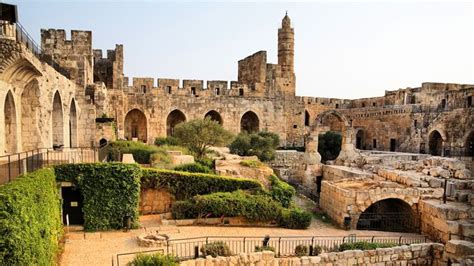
3 88 77 154
123 109 261 142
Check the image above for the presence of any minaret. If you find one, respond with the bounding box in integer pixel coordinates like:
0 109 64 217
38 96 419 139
278 12 295 78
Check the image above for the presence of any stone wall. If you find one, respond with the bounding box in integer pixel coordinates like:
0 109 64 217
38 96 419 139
180 243 445 266
139 188 174 214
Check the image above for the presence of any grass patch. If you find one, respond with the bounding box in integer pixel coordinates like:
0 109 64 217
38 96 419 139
239 159 263 168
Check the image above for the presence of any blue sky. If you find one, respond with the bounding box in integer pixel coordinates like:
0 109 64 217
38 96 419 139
10 1 474 99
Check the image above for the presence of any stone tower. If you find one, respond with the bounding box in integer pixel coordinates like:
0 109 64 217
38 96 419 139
278 12 295 78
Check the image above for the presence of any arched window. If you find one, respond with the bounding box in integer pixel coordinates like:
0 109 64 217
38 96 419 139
166 110 186 136
240 111 259 133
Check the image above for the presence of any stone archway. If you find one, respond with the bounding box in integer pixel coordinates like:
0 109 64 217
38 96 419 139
204 110 223 125
356 198 418 233
240 111 259 133
21 79 41 151
4 90 17 154
52 91 64 148
69 99 78 148
166 109 186 137
306 110 355 164
304 110 310 126
428 130 443 156
465 131 474 157
124 109 147 142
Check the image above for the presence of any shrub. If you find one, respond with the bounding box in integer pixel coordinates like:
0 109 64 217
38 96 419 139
150 145 191 169
141 168 262 200
173 163 213 174
294 245 308 256
154 136 180 146
278 208 312 229
171 201 198 219
109 140 159 164
172 190 281 222
229 132 280 161
0 168 62 265
313 245 322 256
127 253 178 266
54 163 141 231
338 241 397 251
255 246 275 252
173 118 234 159
269 175 295 208
318 131 342 162
195 157 215 170
239 159 263 168
200 241 232 257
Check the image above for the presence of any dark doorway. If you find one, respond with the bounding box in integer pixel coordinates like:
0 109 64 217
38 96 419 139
240 111 259 133
357 198 418 233
390 139 396 152
466 132 474 157
429 130 443 156
316 176 323 194
356 130 364 150
62 187 84 225
167 109 186 136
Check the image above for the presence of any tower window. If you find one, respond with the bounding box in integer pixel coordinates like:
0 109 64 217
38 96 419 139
141 85 146 93
468 96 472 107
362 103 366 107
166 86 172 94
335 104 339 109
373 139 377 149
414 120 417 127
191 87 196 96
239 89 244 96
441 99 446 109
215 88 220 95
372 102 376 107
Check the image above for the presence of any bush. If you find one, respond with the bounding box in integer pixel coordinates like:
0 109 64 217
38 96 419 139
54 163 141 231
229 132 280 161
255 246 275 252
195 157 215 170
338 241 397 251
318 131 342 162
173 163 213 174
0 168 62 265
170 201 198 219
127 253 178 266
278 208 312 229
150 145 191 169
239 159 263 168
269 175 295 208
141 168 263 200
294 245 308 256
109 140 160 164
172 190 281 222
200 241 232 257
154 136 179 146
313 245 322 256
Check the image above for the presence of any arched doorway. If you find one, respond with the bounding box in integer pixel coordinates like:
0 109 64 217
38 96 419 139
52 91 64 148
69 99 78 148
21 79 41 151
356 198 418 233
124 109 147 142
465 131 474 157
204 110 223 125
240 111 259 133
428 130 443 156
167 110 186 137
304 110 310 126
355 129 365 150
315 111 348 162
4 91 17 154
99 138 108 147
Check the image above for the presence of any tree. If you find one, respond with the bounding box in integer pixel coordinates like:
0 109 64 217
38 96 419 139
173 118 234 159
318 131 342 162
229 131 280 161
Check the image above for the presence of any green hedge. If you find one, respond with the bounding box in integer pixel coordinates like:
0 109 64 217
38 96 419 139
109 141 160 164
127 253 178 266
278 208 312 229
269 175 296 208
338 241 397 251
0 168 62 265
173 163 213 174
172 190 281 222
141 168 263 200
54 163 141 231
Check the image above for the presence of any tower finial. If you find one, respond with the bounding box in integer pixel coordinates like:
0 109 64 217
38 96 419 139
286 10 288 16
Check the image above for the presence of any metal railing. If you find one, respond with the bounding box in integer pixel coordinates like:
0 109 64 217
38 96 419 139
113 234 428 265
0 147 100 184
14 21 42 57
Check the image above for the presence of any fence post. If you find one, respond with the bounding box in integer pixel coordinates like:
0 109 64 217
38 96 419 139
166 240 169 255
243 237 246 253
206 237 208 245
8 155 11 182
194 245 199 259
399 236 402 245
25 151 28 172
47 150 49 166
278 237 281 257
371 236 375 243
18 153 21 176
